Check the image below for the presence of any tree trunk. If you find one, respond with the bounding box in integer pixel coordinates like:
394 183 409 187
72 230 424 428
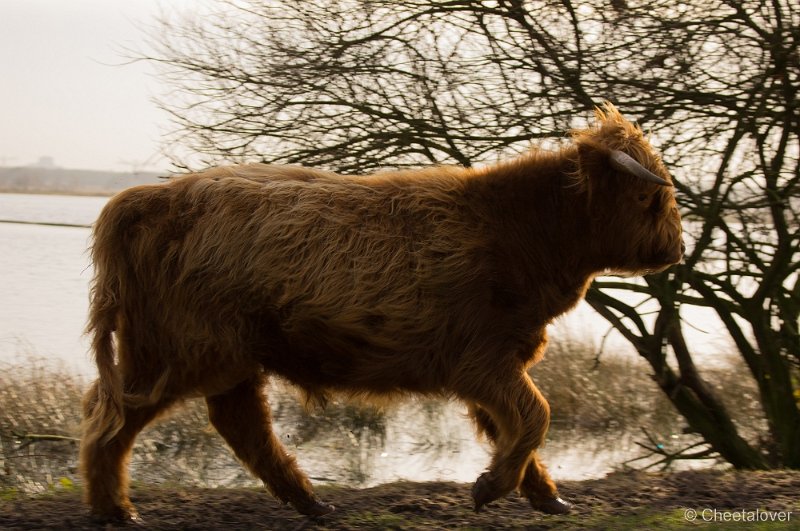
661 319 770 469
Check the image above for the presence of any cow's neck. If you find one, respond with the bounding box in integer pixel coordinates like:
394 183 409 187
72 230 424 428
473 149 596 319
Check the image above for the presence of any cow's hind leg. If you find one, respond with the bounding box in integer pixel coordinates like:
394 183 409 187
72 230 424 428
460 370 567 513
468 402 572 514
205 376 334 516
80 381 171 521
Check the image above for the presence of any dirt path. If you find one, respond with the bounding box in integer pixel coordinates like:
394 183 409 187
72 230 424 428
2 470 799 529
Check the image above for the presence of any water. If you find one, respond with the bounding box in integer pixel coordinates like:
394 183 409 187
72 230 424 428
0 193 105 375
0 192 713 487
143 398 652 489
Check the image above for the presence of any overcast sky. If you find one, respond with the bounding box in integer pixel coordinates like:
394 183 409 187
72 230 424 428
1 0 198 172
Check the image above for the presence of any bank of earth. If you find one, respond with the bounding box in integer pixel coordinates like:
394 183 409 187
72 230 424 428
2 469 798 529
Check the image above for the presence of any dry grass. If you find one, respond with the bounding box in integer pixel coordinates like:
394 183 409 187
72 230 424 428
0 358 83 494
534 336 677 431
535 335 765 435
0 340 765 494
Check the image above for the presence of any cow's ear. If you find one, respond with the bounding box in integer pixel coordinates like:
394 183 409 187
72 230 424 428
575 140 612 191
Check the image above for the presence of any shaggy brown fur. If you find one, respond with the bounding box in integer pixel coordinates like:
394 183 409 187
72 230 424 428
80 103 683 520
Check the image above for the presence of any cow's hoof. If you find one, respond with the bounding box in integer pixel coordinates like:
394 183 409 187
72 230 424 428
531 496 572 515
90 505 143 524
294 498 336 517
471 472 501 512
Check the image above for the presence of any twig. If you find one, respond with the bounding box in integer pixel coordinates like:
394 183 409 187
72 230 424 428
9 431 80 450
622 427 716 471
3 453 57 460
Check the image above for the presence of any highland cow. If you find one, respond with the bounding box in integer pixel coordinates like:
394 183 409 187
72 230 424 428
80 103 683 521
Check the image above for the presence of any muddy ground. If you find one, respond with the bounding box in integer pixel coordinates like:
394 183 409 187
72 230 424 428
2 470 799 530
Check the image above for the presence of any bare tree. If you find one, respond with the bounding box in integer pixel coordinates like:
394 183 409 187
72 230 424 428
583 0 799 469
145 0 799 469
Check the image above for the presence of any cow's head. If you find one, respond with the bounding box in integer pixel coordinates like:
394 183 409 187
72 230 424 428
572 102 684 274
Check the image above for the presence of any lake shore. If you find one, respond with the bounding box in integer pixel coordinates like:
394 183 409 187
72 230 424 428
2 469 798 530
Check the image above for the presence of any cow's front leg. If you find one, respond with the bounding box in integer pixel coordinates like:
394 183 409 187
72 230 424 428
468 402 572 514
460 370 564 512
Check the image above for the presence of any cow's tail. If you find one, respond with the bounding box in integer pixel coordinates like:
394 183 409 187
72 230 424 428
83 197 133 445
84 194 175 446
85 302 124 444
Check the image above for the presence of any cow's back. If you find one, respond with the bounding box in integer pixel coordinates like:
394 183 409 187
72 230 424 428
98 166 496 396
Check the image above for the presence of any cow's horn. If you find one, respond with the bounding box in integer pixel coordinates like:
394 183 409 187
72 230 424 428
609 150 672 187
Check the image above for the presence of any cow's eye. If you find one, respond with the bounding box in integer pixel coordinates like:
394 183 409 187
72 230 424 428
638 193 648 202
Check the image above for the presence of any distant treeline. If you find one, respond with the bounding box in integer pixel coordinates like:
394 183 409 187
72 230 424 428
0 166 164 196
